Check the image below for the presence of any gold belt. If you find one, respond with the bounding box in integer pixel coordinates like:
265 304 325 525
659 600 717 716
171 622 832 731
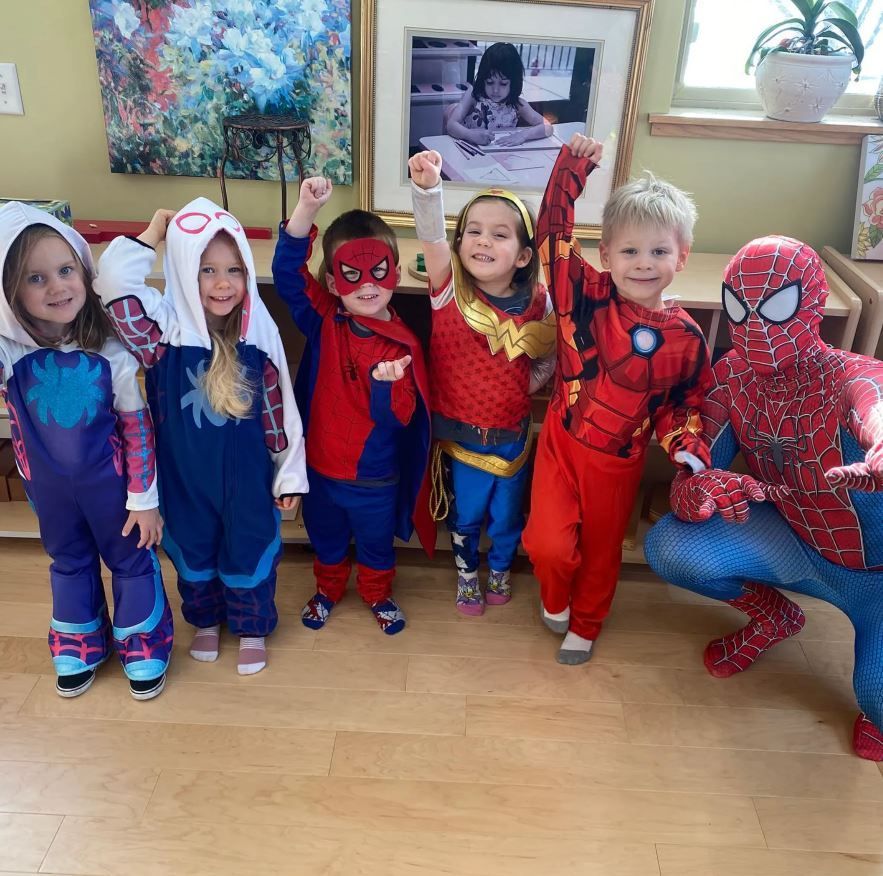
429 427 534 522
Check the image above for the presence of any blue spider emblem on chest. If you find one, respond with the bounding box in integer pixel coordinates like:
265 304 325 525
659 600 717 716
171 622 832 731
26 352 105 429
180 359 230 428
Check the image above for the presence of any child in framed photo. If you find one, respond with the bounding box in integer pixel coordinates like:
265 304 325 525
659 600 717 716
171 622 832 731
446 42 552 148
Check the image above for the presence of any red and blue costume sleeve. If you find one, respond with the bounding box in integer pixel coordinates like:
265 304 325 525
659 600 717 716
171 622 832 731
272 227 435 555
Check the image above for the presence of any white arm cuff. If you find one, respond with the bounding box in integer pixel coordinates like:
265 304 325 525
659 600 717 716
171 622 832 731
674 450 707 474
410 180 447 245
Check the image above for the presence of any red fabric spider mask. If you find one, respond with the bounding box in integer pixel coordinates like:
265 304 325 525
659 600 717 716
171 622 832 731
331 238 397 296
722 235 828 374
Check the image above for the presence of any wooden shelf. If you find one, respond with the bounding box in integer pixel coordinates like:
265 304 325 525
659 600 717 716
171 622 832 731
0 501 40 538
649 108 883 145
0 487 655 560
821 246 883 358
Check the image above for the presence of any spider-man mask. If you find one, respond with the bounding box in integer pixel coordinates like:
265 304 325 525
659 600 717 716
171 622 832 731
722 235 828 375
331 238 398 296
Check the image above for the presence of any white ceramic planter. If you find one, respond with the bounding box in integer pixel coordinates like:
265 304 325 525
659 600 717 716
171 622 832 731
755 51 854 122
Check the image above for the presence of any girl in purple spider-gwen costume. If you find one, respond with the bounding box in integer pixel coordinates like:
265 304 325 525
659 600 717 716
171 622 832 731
0 202 173 700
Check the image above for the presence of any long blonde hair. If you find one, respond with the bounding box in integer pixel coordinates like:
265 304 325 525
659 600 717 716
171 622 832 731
200 232 254 420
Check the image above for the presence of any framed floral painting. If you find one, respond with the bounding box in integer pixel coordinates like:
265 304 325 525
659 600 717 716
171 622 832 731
88 0 353 183
359 0 654 237
852 134 883 259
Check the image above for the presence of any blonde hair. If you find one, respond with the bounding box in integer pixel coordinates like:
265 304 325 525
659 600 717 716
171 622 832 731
200 232 254 420
2 224 113 351
601 174 697 248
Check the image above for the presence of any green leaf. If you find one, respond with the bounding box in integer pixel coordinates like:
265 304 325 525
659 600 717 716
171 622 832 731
870 224 883 250
745 19 806 72
864 162 883 184
822 1 858 27
819 18 865 68
788 0 817 19
856 223 871 257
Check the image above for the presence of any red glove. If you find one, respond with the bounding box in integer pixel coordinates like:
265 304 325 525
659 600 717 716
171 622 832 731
670 469 789 524
825 441 883 492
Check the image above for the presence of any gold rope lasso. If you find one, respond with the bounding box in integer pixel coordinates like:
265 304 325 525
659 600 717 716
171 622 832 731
429 443 450 522
428 425 535 523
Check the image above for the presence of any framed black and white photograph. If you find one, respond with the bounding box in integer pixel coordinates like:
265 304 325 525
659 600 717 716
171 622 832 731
360 0 654 237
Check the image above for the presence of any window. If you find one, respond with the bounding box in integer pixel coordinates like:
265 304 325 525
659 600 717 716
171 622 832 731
674 1 883 113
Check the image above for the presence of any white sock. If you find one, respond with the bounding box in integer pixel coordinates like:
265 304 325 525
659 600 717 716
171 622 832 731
561 630 594 652
543 605 570 622
237 636 267 676
190 624 220 662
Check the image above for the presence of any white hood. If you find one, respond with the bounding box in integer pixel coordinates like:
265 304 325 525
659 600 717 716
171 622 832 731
163 197 261 348
0 201 94 348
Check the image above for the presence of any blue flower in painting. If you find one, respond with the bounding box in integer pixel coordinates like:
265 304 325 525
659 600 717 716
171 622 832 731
94 0 354 183
112 1 140 39
225 0 256 17
26 353 105 429
180 359 228 428
293 0 326 35
166 3 216 57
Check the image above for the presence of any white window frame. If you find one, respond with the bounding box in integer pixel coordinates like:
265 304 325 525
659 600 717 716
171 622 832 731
671 1 876 115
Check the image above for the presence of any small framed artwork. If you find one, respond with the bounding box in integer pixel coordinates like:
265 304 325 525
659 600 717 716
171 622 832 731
359 0 654 237
852 134 883 260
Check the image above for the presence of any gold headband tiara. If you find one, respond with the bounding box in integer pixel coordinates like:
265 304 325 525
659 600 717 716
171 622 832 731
458 188 534 240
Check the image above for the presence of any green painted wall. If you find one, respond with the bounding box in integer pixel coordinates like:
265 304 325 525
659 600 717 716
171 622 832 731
0 0 863 253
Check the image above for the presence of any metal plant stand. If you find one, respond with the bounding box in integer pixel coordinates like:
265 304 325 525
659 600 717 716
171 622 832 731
219 114 312 223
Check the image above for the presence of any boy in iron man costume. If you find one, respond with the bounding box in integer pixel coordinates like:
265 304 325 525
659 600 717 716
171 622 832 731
525 134 712 664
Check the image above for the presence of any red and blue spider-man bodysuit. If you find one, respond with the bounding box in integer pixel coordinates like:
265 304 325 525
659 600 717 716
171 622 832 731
272 227 433 621
645 235 883 760
523 146 712 642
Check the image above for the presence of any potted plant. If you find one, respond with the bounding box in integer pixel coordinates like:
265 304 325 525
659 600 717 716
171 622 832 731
745 0 864 123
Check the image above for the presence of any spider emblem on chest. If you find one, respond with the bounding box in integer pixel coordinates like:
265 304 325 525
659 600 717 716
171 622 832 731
741 412 822 492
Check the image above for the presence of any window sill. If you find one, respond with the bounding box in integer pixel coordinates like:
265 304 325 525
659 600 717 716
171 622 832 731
648 108 883 145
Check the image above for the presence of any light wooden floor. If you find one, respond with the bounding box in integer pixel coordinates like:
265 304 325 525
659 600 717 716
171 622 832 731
1 539 882 875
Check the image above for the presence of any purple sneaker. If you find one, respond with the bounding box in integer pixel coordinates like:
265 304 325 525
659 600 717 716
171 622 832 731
486 570 512 605
456 575 484 616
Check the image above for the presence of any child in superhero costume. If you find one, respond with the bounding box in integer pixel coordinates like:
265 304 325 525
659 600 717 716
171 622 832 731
0 202 172 700
409 149 556 615
524 133 712 664
95 200 307 676
272 178 433 635
445 41 552 148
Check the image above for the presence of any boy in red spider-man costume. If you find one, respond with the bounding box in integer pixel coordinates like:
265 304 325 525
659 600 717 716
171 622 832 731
272 178 434 635
523 134 712 664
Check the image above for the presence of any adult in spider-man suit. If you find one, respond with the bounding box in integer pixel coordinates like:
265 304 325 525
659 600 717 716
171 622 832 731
272 214 433 633
645 235 883 760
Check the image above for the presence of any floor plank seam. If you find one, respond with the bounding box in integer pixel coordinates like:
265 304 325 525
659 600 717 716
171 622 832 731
37 811 67 876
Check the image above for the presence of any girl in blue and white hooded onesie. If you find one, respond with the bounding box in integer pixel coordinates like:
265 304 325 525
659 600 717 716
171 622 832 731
0 201 173 700
95 199 308 675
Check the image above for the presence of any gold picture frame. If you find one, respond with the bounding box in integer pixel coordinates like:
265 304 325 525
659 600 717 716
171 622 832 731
359 0 654 238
